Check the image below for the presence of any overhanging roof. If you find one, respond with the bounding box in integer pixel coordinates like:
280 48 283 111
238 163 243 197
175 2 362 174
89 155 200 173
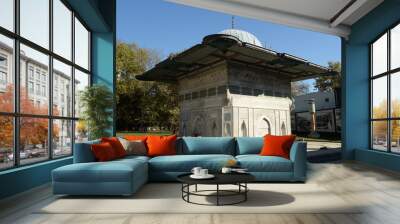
136 34 336 82
166 0 384 38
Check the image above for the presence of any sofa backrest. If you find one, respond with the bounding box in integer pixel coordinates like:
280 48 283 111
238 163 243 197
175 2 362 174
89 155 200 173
73 139 100 163
178 137 236 155
235 137 263 155
74 137 269 161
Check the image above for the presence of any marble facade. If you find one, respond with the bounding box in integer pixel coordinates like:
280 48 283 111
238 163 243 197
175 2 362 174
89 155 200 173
178 61 292 137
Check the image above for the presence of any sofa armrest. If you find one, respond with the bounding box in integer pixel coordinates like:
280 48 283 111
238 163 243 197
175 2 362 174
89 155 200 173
289 141 307 181
73 140 100 163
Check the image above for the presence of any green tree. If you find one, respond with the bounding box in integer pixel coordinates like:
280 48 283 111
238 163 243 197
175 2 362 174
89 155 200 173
145 83 180 131
116 42 179 132
314 61 341 92
80 84 114 140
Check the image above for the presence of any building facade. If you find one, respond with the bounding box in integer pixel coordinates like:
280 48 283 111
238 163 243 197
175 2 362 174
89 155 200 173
179 60 292 137
0 41 75 155
138 29 333 137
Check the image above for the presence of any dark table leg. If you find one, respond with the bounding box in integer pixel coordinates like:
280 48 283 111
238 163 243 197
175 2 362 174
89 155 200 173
187 184 190 202
181 184 183 199
180 182 249 206
216 184 219 206
245 183 247 201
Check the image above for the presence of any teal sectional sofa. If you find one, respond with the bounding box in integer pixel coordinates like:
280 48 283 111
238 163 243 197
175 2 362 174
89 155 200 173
52 137 307 196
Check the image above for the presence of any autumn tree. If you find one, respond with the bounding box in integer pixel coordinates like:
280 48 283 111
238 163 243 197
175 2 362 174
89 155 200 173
0 85 15 150
0 85 59 152
372 99 400 143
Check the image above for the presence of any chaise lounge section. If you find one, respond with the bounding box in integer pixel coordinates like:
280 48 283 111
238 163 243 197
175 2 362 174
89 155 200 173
235 137 307 182
52 141 149 196
52 137 307 196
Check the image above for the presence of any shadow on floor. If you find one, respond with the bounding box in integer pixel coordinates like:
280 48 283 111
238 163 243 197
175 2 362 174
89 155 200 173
204 190 295 207
307 148 342 163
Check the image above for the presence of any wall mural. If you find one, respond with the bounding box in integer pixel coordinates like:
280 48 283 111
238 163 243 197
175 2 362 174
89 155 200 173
335 109 341 133
296 112 311 132
294 109 339 134
316 110 335 132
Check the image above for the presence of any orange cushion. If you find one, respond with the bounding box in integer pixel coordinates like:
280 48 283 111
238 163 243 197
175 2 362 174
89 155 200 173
259 134 296 159
146 135 177 157
91 142 117 161
124 135 148 142
101 137 127 158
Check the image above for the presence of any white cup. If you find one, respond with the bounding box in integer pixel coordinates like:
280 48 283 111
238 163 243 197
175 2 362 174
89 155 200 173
191 167 202 176
200 169 208 176
221 167 232 174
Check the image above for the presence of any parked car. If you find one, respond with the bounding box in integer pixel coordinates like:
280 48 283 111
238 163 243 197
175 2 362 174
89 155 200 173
8 150 32 160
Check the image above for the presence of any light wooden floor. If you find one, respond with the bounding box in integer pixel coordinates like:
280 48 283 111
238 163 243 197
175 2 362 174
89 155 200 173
1 161 400 224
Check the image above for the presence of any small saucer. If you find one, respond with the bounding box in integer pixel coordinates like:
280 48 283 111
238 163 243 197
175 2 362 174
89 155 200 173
190 174 215 179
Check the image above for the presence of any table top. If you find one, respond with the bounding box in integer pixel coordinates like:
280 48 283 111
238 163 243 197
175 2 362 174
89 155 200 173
177 172 255 185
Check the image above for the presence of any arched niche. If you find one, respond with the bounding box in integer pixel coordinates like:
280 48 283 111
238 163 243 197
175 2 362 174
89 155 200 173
182 122 187 136
241 120 248 137
281 122 287 135
211 121 217 136
259 116 272 135
224 122 232 137
192 116 205 136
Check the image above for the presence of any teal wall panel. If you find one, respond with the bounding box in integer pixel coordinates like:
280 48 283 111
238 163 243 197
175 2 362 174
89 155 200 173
66 0 110 32
343 0 400 171
342 43 369 159
0 158 72 199
355 149 400 172
92 32 116 135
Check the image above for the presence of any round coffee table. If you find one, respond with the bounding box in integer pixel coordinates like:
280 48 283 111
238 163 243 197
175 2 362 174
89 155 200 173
177 173 255 206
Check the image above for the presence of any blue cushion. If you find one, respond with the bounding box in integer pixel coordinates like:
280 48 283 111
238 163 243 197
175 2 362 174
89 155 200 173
236 155 293 172
149 154 235 172
53 159 147 183
52 158 148 195
117 155 150 163
180 137 235 155
236 137 263 155
73 140 100 163
53 163 133 183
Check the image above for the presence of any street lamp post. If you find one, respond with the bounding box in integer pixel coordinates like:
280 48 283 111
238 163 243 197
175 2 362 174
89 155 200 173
306 98 320 138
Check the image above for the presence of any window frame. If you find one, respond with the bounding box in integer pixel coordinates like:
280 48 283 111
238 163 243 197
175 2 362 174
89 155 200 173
370 21 400 154
0 0 92 171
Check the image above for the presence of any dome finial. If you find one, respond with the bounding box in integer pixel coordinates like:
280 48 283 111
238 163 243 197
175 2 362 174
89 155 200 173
231 15 235 29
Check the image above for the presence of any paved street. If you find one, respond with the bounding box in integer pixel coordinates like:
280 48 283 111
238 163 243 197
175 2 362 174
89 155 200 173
304 141 341 151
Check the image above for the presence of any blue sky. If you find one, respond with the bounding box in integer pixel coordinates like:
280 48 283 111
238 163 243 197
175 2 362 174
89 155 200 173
117 0 341 89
